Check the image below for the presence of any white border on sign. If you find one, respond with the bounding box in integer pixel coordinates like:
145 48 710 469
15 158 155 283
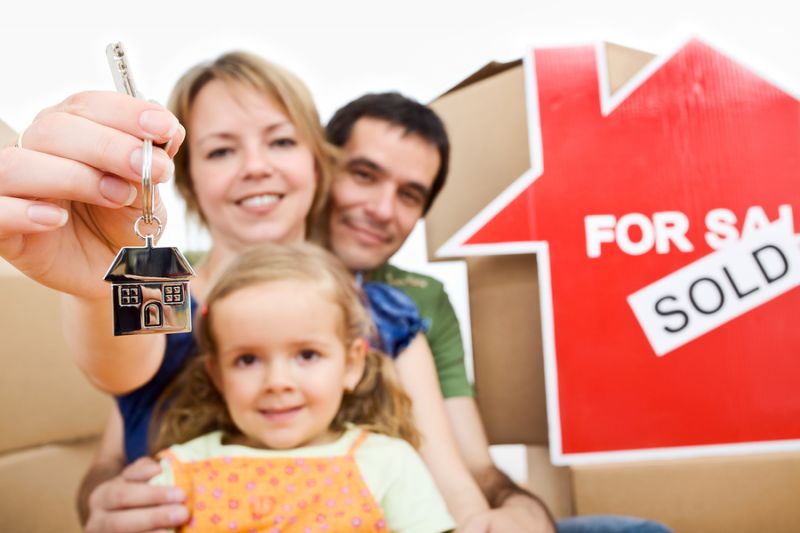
434 35 800 465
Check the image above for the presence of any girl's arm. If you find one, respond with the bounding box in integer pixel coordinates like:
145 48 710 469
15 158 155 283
393 333 490 524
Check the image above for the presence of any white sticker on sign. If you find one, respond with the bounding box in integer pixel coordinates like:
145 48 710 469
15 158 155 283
628 219 800 356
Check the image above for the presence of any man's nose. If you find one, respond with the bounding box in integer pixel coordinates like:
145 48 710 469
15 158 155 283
365 185 396 222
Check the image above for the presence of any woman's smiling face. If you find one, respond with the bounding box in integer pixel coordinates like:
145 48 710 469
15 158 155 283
188 79 317 250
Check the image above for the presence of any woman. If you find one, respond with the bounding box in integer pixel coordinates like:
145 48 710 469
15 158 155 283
0 51 492 531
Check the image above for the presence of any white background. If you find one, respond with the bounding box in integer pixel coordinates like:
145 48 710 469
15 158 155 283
2 0 798 481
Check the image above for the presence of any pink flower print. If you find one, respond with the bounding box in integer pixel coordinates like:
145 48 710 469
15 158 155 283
210 514 222 525
270 529 280 533
316 513 327 523
274 515 285 524
256 466 266 476
196 484 206 495
362 503 372 513
195 501 206 511
212 488 223 499
359 489 369 497
304 528 312 533
298 499 308 509
289 516 297 524
228 473 239 483
203 460 212 468
352 516 362 527
227 521 237 531
295 458 304 466
317 463 327 472
246 481 256 491
228 499 239 510
208 470 219 481
376 518 386 529
336 510 344 517
331 465 341 474
326 499 336 508
270 477 280 486
223 456 232 464
324 477 334 486
188 517 196 529
285 465 295 475
313 494 322 504
306 478 317 488
340 486 350 495
345 498 353 505
320 524 330 531
282 504 293 513
286 483 296 493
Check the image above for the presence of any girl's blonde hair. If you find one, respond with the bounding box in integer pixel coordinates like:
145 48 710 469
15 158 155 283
168 51 337 242
151 242 419 452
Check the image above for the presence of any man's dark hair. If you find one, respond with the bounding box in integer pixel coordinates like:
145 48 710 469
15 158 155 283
326 92 449 214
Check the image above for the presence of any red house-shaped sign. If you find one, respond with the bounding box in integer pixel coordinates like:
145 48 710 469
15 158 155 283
435 38 800 464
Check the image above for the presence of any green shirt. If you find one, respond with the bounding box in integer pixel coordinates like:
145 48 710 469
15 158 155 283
370 263 474 398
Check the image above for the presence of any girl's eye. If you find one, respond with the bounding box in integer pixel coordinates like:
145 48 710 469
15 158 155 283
297 350 320 362
208 147 234 159
271 137 296 148
234 354 258 367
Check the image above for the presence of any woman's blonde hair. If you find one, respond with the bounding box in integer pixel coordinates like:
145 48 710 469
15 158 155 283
151 242 419 452
168 51 337 242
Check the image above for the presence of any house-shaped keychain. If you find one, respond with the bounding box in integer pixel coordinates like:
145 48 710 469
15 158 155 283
104 237 195 336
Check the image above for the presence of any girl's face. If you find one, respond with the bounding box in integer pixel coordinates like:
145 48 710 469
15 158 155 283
188 80 317 250
208 280 366 449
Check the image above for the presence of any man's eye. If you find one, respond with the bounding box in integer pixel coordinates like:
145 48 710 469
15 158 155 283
351 170 375 183
208 147 234 159
399 189 425 206
234 354 258 366
297 350 320 362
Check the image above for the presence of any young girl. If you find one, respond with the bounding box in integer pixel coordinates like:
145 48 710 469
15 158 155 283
149 242 454 533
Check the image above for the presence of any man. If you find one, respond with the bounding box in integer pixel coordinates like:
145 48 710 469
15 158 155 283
325 93 671 533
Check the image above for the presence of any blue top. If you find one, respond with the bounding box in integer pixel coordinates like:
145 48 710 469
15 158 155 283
116 283 427 463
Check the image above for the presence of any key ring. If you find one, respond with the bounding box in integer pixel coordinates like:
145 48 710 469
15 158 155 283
134 138 162 241
141 138 155 224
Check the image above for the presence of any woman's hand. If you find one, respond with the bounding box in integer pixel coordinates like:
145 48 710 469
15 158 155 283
0 91 184 300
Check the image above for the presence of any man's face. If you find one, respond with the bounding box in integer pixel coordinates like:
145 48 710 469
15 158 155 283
329 117 440 272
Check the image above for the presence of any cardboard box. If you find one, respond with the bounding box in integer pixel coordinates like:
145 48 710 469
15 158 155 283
0 258 109 531
0 261 112 454
0 438 98 532
572 451 800 533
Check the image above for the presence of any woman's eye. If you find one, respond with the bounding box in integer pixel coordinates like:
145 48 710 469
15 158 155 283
234 354 258 367
271 137 297 148
297 350 320 362
207 147 234 159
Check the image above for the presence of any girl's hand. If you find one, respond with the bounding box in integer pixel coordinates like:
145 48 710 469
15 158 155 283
0 91 185 299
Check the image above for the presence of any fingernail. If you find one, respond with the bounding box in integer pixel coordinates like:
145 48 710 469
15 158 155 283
100 176 137 206
167 487 186 503
139 109 179 138
131 148 173 182
168 505 190 523
28 204 68 226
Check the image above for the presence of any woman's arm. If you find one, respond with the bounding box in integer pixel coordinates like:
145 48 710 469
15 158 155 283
0 91 183 392
393 333 490 524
